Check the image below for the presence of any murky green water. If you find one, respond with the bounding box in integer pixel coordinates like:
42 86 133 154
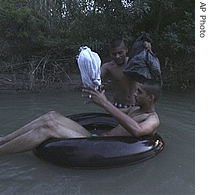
0 90 195 195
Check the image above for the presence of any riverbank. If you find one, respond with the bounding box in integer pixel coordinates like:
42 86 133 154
0 73 83 94
0 72 194 94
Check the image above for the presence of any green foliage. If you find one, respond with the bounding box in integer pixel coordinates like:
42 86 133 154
1 1 35 40
0 0 194 89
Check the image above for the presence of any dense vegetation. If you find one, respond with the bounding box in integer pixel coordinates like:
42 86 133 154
0 0 194 91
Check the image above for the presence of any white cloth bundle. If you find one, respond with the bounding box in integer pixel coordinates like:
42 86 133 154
77 46 101 89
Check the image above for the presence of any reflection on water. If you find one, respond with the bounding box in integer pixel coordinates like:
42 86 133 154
0 90 195 195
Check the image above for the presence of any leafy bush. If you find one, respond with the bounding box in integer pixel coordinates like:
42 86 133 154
0 0 194 90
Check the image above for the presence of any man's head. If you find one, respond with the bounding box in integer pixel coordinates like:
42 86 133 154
109 38 128 66
134 83 162 107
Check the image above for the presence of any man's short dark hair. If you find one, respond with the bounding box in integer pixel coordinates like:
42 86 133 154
110 38 126 49
142 83 162 102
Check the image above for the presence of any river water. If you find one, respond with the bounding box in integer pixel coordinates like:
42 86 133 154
0 90 195 195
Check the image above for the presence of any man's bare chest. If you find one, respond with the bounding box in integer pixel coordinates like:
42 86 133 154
109 68 128 81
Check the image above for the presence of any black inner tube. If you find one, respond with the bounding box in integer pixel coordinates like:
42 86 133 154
33 113 164 169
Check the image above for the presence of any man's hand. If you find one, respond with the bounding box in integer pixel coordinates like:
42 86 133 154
82 86 108 107
143 41 152 52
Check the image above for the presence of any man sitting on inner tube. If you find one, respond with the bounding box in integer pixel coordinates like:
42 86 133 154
0 83 161 155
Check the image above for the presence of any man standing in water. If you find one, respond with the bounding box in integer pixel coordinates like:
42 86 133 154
101 38 137 108
101 38 152 109
0 83 161 155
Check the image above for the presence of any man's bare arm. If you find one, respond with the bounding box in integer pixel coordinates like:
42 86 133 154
83 87 159 137
100 63 110 78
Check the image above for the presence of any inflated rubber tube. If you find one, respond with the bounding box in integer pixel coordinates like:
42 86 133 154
33 113 164 169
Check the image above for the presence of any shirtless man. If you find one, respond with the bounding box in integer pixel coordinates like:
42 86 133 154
101 38 152 109
101 38 137 108
0 83 161 155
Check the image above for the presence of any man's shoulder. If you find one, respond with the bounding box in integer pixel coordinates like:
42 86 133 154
144 112 160 125
102 61 115 68
129 109 159 123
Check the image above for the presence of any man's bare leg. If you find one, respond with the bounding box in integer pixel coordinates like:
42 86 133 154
0 115 91 155
0 111 90 146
